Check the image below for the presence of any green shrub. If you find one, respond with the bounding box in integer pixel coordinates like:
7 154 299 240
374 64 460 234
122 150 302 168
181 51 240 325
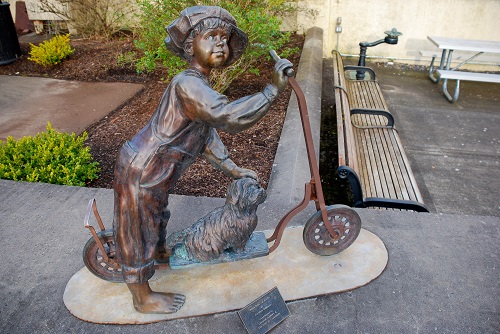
0 123 100 186
28 34 75 66
133 0 295 92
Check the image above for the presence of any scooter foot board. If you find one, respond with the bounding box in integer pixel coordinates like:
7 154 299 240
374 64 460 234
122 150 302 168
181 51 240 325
169 232 269 270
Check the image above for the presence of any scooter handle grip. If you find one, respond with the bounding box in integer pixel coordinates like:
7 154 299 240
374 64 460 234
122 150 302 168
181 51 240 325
269 50 294 77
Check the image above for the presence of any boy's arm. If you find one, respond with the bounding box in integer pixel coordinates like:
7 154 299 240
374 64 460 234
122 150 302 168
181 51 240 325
202 128 258 180
179 59 292 134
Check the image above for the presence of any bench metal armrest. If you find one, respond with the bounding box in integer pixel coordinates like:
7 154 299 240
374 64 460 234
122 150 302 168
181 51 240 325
337 166 364 208
344 66 377 80
350 108 395 128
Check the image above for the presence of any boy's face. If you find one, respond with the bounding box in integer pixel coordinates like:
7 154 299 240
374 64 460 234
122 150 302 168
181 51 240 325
191 28 230 69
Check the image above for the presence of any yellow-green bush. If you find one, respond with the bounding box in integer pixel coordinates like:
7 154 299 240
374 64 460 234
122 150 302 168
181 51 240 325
0 123 100 186
28 34 75 66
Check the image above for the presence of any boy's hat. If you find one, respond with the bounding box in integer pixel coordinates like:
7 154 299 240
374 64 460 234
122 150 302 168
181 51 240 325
165 6 248 66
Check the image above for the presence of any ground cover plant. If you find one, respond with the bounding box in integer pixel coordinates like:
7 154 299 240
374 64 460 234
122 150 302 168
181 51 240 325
0 123 99 186
28 34 74 66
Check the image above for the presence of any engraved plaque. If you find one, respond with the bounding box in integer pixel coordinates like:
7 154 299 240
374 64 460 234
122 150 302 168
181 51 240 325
238 287 290 334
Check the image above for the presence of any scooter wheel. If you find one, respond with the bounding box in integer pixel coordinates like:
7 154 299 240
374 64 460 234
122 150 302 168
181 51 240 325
83 229 124 283
303 205 361 256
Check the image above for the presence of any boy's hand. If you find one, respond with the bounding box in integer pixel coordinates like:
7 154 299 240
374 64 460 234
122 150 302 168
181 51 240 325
272 58 293 93
229 166 259 181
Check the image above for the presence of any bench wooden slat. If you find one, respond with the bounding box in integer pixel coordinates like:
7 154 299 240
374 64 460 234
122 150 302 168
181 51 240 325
376 120 421 202
381 127 422 202
372 128 399 199
357 128 381 197
352 108 381 198
354 126 373 197
359 129 389 198
374 129 396 198
349 82 382 110
436 70 500 83
333 51 359 176
378 129 403 199
371 125 410 201
380 129 413 201
333 67 346 166
365 131 382 198
352 96 421 201
347 80 390 127
382 130 412 201
389 131 424 201
356 127 421 202
356 115 409 199
332 50 428 212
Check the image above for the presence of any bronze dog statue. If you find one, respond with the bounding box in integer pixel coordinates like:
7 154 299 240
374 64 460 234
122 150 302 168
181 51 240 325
166 177 266 262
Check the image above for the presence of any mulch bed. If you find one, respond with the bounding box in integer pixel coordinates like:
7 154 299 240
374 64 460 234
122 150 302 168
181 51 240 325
0 33 304 197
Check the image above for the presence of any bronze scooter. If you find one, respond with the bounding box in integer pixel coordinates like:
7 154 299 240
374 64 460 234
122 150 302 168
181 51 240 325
82 51 362 283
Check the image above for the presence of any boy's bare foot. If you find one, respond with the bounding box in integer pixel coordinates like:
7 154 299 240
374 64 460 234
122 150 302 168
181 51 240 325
127 282 186 314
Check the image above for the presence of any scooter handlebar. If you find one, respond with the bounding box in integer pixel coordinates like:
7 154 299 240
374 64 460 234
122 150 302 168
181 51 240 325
270 50 294 77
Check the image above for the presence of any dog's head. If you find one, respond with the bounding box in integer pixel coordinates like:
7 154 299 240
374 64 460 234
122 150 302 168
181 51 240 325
225 177 266 212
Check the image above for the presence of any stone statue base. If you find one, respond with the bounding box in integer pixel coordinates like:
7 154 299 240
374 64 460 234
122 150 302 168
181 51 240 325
63 227 388 324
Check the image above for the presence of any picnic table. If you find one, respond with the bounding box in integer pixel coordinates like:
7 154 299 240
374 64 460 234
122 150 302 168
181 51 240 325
426 36 500 102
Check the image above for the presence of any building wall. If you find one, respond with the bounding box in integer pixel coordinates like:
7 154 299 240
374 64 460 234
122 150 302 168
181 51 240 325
7 0 500 69
287 0 500 70
6 0 17 19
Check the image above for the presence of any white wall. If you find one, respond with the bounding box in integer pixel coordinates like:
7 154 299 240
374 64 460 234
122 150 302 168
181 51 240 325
5 0 16 20
287 0 500 70
24 0 68 20
8 0 500 70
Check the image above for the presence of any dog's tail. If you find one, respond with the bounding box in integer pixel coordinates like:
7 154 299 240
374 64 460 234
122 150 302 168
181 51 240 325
165 228 190 251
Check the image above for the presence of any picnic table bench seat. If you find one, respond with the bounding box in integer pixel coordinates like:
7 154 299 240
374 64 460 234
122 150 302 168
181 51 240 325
436 69 500 102
332 50 428 212
422 37 500 102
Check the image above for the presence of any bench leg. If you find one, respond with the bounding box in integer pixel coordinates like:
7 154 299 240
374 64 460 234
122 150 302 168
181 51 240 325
441 78 460 103
429 49 447 83
429 55 438 83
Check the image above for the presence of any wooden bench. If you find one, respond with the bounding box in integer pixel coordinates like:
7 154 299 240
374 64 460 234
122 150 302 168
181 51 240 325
436 69 500 102
332 50 428 212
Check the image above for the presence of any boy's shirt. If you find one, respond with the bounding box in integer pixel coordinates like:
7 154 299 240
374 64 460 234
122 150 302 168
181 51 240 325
125 69 273 189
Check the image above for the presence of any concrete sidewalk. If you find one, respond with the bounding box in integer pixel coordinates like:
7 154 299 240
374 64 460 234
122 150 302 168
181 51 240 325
0 76 143 140
1 28 499 333
376 63 499 218
1 180 498 333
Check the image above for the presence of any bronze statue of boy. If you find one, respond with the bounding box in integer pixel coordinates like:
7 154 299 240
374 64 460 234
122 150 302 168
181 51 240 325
112 5 291 314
